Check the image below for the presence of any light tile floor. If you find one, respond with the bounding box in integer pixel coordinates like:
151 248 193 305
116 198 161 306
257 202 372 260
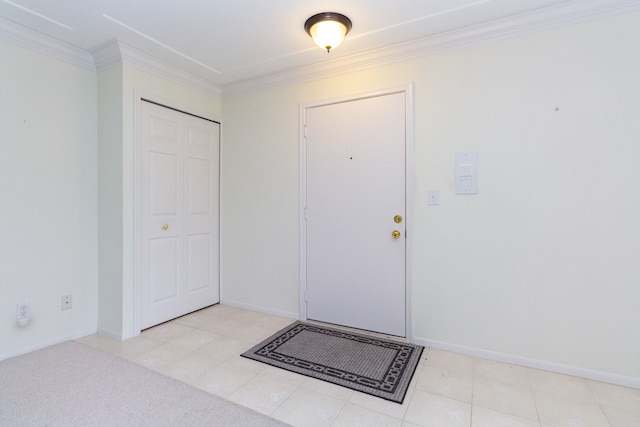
77 305 640 427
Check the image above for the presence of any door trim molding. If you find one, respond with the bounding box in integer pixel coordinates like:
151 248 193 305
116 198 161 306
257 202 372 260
298 84 415 341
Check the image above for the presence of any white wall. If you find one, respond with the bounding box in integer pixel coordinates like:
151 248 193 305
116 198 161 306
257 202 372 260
96 65 124 340
221 11 640 385
0 40 98 358
97 59 222 339
221 89 301 316
1 38 223 353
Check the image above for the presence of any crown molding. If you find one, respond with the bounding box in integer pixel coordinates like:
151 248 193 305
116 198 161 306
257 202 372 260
0 17 95 71
222 0 640 99
2 0 639 100
92 40 222 99
0 18 221 99
90 40 121 71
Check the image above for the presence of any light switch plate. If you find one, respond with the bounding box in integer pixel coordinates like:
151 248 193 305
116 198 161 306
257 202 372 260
456 151 478 194
427 190 440 205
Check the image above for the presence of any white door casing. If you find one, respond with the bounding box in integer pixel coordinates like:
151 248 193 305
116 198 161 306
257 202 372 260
139 99 220 330
301 88 412 337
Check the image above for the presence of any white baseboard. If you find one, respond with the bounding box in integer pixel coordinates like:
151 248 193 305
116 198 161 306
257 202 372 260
0 327 97 361
96 327 126 341
414 337 640 390
220 299 299 320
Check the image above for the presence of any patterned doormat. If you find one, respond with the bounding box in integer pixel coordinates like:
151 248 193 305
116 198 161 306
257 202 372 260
241 321 424 403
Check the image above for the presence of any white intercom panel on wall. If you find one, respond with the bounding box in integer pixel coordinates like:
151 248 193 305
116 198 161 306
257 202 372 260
455 151 478 194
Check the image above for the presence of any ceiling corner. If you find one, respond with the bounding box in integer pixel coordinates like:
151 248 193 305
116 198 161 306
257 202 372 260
0 17 95 71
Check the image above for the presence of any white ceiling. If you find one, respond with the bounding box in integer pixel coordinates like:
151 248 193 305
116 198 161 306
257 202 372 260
0 0 635 90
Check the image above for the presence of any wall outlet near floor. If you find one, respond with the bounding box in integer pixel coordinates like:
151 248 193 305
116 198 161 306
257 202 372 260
16 303 31 320
61 295 72 311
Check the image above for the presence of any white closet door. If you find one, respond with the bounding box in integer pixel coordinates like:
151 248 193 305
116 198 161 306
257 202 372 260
139 100 220 329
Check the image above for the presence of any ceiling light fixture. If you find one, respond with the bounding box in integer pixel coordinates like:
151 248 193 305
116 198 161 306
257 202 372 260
304 12 352 53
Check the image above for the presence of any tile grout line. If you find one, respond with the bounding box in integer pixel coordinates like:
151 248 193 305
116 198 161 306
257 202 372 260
524 365 543 426
585 379 614 427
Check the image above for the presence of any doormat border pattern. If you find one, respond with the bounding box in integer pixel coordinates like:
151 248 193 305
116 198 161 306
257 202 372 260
241 321 424 403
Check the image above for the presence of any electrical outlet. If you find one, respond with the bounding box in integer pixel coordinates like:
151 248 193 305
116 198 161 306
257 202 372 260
16 303 31 320
61 295 72 311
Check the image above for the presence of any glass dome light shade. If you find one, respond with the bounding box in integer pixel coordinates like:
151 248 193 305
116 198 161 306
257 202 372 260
305 12 352 52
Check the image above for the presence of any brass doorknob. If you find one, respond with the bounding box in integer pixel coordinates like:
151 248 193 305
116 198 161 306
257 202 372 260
394 215 403 224
391 230 401 239
162 224 169 230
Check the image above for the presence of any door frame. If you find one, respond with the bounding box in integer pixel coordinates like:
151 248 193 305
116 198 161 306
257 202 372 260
298 84 415 341
132 91 222 335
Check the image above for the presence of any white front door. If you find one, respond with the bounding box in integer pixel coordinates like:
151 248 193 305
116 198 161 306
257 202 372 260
304 91 407 337
139 100 220 329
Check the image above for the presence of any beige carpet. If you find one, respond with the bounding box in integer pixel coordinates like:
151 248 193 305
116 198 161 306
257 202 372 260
0 341 288 426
